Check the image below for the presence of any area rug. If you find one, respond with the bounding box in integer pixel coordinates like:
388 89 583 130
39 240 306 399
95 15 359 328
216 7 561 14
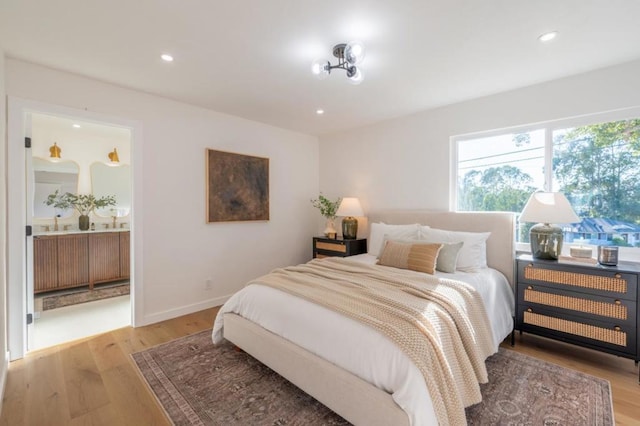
131 330 614 426
41 283 130 311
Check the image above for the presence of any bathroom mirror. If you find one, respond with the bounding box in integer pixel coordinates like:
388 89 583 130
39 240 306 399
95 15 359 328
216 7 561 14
91 162 131 217
32 157 79 219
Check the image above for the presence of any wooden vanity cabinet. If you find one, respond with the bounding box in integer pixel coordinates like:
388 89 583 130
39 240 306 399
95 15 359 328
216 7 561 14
57 233 89 289
120 231 130 279
33 231 130 294
89 232 121 284
33 235 58 293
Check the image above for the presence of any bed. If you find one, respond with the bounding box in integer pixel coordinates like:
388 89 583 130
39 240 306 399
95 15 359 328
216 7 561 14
213 211 516 425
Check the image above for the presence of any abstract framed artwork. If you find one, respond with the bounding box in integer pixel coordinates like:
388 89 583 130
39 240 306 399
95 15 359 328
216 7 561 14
206 149 269 222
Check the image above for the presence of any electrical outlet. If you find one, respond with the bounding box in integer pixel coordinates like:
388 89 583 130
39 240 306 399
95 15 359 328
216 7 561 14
205 278 213 290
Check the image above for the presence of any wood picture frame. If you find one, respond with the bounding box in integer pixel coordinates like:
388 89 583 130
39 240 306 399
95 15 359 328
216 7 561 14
206 149 269 223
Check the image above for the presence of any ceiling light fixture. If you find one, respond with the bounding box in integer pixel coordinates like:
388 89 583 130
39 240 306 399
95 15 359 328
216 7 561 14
161 53 174 62
316 109 325 115
311 41 365 85
538 31 558 42
72 124 81 128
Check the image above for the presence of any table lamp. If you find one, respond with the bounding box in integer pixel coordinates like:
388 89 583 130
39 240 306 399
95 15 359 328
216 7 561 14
336 197 364 239
519 192 580 260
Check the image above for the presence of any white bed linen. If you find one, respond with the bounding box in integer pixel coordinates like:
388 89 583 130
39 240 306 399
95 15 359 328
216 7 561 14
213 256 514 426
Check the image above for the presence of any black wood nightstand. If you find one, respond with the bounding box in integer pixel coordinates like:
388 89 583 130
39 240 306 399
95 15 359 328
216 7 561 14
312 237 367 259
515 254 640 378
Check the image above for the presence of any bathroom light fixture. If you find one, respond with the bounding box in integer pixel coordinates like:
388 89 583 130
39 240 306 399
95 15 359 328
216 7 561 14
108 148 120 164
311 42 365 85
538 31 558 42
161 53 174 62
49 142 61 160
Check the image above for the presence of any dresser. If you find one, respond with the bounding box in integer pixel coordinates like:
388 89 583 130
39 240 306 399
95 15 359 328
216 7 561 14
515 254 640 371
312 237 367 259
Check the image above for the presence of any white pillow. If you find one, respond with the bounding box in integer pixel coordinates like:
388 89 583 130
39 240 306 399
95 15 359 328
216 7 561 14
368 223 421 256
419 226 490 272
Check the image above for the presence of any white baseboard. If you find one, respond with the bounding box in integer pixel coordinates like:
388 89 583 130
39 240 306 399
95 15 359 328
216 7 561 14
0 350 10 418
137 294 232 327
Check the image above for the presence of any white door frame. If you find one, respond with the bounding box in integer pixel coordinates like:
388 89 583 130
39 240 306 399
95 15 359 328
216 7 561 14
7 96 145 360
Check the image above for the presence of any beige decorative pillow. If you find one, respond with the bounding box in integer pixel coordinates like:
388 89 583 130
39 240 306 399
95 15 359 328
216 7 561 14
377 240 443 275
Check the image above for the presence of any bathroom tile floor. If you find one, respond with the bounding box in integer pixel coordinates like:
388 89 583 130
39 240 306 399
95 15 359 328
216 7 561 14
31 294 131 351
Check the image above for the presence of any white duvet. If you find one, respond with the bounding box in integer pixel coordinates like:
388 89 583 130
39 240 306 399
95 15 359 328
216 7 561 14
212 254 514 426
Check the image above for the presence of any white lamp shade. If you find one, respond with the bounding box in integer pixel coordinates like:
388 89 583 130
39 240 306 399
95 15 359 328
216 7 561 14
336 197 364 217
520 192 580 224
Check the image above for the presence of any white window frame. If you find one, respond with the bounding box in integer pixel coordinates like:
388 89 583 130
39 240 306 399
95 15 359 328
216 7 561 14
450 105 640 259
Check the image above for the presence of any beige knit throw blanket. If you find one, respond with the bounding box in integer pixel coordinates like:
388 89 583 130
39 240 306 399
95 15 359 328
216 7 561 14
249 258 496 426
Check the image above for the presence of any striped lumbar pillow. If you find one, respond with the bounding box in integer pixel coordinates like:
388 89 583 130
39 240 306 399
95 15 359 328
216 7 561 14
377 240 443 275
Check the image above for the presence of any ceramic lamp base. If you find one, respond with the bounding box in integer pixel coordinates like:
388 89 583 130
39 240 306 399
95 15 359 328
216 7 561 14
341 216 358 239
529 222 564 260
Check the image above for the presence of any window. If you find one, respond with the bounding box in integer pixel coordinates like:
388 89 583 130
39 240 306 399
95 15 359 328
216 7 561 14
453 109 640 251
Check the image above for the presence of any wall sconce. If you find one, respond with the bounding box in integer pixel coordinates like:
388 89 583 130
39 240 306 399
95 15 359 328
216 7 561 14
108 148 120 164
336 197 365 239
49 142 61 161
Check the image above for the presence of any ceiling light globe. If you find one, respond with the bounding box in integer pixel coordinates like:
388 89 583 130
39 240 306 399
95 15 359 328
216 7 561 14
538 31 558 42
311 59 331 80
347 66 364 85
344 41 365 65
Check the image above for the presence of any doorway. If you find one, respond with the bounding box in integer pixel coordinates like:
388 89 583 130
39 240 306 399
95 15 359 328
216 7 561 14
7 97 143 360
28 113 132 350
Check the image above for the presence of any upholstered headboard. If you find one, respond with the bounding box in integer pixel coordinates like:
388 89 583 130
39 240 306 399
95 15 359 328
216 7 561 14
367 211 516 286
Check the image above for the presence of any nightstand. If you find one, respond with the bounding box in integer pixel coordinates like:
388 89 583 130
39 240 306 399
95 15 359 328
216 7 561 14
312 237 367 259
515 254 640 376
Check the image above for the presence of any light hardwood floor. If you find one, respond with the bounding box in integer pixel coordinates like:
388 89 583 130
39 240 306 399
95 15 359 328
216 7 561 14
1 307 639 425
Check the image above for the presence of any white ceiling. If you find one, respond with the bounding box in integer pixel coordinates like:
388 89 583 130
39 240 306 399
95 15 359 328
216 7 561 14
2 1 640 136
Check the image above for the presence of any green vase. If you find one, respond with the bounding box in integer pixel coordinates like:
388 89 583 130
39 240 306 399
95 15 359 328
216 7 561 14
79 215 90 231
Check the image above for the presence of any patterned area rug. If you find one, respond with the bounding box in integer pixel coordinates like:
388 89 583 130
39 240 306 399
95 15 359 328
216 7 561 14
131 330 614 426
41 283 130 311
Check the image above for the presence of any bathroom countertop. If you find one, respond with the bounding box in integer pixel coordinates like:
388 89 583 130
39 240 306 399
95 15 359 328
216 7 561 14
33 228 130 236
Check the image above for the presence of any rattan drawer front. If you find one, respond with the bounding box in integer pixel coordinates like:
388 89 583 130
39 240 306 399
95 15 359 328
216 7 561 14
523 311 627 347
523 265 630 295
524 288 628 320
315 242 347 253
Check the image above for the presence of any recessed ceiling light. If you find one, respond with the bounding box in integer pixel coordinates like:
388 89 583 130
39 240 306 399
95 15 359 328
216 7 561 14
161 54 174 62
316 109 325 115
538 31 558 42
72 124 81 128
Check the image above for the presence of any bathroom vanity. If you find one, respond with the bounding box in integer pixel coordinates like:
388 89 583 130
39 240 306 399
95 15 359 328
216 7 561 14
33 229 130 293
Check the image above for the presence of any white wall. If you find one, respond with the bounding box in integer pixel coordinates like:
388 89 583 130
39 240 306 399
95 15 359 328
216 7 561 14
319 59 640 213
6 59 319 325
0 51 9 412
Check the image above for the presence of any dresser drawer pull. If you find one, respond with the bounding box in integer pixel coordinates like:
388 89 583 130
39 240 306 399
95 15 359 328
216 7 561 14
527 285 533 290
614 299 621 305
614 273 622 279
528 263 534 267
527 308 532 313
614 326 621 332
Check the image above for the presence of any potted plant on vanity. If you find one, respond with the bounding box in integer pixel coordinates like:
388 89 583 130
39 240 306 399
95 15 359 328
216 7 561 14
311 194 341 239
45 190 116 231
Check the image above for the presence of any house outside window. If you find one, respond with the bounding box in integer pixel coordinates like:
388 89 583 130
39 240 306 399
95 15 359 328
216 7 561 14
452 108 640 255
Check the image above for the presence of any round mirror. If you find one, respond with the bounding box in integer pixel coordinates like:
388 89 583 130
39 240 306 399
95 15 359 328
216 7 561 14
90 162 131 217
33 157 79 219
